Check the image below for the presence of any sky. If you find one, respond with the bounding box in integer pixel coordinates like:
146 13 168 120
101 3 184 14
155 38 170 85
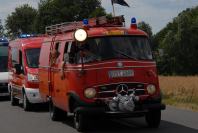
0 0 198 33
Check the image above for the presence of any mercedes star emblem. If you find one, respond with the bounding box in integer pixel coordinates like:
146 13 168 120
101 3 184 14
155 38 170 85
117 62 124 68
116 84 128 95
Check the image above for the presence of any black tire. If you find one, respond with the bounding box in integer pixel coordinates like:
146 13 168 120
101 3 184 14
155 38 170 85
23 93 32 111
10 89 18 106
74 112 88 132
49 101 65 121
145 110 161 128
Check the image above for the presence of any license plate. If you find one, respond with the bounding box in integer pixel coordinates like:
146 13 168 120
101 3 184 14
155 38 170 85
108 70 134 78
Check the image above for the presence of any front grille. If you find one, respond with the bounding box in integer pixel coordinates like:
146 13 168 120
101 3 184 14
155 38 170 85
97 83 145 99
0 83 9 93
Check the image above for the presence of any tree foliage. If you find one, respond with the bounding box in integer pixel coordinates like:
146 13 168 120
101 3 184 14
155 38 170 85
138 21 153 38
137 21 155 49
34 0 106 33
154 7 198 75
5 4 37 37
0 19 4 37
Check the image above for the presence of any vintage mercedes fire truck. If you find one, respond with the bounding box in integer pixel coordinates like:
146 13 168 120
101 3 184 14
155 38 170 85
38 16 165 131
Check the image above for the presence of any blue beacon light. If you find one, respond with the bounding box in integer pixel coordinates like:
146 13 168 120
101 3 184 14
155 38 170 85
19 34 36 38
0 38 9 46
131 17 137 24
83 19 89 26
131 17 137 29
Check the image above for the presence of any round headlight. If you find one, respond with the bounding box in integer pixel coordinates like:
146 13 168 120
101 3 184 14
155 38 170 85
74 29 88 42
147 84 156 95
84 88 96 99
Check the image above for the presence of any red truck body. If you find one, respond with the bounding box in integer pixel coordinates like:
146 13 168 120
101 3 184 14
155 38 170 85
39 16 165 131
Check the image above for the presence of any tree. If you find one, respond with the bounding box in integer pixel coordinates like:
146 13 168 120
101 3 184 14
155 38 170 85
154 6 198 75
0 19 4 37
138 21 153 38
5 4 37 37
34 0 106 33
137 21 155 50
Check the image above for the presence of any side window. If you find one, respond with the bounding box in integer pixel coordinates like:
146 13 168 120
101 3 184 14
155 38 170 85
50 42 60 65
63 42 69 64
40 42 51 67
11 48 19 66
55 42 60 52
63 42 77 64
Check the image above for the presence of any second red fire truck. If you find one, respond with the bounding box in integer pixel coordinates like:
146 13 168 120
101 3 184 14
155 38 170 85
39 16 165 131
8 35 45 111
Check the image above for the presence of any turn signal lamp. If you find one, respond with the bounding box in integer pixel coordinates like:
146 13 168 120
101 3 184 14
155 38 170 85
131 17 137 29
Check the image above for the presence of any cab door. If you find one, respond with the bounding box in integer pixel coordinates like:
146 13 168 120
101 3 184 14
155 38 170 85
53 41 70 111
50 41 61 107
11 49 24 99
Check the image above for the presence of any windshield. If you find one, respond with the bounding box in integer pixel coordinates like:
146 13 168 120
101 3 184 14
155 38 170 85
26 48 40 68
78 36 153 63
0 46 8 72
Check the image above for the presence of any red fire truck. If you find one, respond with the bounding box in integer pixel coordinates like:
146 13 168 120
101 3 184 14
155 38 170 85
8 35 45 111
39 16 165 131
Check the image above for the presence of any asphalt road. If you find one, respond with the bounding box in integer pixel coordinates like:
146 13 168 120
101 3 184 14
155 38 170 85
0 98 197 133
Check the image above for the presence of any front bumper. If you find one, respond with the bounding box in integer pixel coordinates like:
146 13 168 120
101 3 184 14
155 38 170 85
0 83 9 96
75 103 166 118
69 92 165 117
25 88 44 104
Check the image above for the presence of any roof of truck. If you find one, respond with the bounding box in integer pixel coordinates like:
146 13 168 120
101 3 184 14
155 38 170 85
9 37 44 49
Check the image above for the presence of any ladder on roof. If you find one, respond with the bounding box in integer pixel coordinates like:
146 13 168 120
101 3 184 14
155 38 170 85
45 15 125 35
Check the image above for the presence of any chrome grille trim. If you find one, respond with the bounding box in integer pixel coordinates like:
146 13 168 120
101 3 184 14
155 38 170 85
96 83 145 99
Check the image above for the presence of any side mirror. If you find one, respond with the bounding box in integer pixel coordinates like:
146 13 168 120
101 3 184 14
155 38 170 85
14 64 22 75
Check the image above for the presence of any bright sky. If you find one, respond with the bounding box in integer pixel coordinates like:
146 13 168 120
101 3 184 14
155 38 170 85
0 0 198 33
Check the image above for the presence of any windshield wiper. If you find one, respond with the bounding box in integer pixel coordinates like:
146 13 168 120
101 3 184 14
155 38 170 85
113 49 137 60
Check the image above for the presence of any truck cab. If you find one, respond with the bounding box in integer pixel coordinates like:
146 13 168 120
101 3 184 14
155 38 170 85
39 16 165 131
0 38 9 97
8 35 45 111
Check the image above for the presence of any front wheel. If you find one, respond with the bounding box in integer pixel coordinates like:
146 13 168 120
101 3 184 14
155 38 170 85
74 112 88 132
145 110 161 128
23 93 32 111
49 101 65 121
10 89 18 106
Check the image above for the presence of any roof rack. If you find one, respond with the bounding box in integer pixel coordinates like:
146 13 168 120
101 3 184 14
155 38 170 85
45 15 125 35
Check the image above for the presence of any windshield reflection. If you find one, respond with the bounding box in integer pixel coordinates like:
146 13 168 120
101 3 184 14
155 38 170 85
77 36 153 63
